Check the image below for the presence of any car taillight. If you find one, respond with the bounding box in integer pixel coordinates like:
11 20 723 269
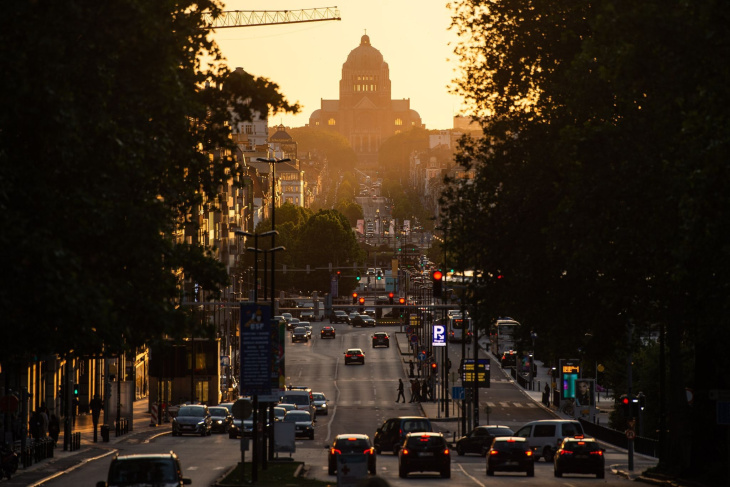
559 450 574 456
364 448 374 455
489 450 499 456
401 448 410 455
525 449 533 457
332 448 341 455
443 448 450 455
590 450 603 456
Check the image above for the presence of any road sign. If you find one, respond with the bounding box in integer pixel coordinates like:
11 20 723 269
452 386 465 400
410 334 418 343
626 429 636 440
432 324 446 347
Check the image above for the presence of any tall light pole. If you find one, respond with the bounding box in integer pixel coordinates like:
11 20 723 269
257 157 290 314
235 230 278 302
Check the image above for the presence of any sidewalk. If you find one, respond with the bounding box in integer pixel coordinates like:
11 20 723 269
393 332 661 484
5 398 167 486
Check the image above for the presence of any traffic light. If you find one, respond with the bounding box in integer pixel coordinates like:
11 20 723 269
398 297 405 305
352 292 358 304
359 297 365 305
388 292 394 305
73 383 79 397
358 296 365 313
432 270 443 298
620 394 633 417
377 271 382 280
638 392 646 411
336 270 341 279
430 361 438 374
356 271 361 281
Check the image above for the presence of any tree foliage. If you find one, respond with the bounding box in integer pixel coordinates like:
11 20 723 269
0 1 298 360
443 0 730 481
288 127 358 173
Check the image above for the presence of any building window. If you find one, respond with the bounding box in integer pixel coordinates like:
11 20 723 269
245 124 253 134
328 118 336 126
395 118 403 126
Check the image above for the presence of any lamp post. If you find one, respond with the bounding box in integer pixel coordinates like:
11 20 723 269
235 230 278 302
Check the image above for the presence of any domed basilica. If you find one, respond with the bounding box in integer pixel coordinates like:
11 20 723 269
308 34 424 168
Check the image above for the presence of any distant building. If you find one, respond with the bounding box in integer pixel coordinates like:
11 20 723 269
308 34 424 169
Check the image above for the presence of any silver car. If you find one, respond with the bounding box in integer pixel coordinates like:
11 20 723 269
312 392 329 415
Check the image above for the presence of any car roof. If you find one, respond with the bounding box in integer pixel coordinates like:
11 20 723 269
335 433 370 440
493 436 528 442
115 453 177 461
405 431 442 438
373 331 388 335
346 348 364 352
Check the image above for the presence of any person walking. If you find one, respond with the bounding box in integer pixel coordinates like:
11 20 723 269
413 380 421 402
48 414 60 447
89 394 104 442
396 378 406 403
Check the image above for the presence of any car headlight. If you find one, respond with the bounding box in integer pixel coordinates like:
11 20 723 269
197 420 205 426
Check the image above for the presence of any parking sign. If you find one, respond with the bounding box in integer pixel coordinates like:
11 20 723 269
432 324 446 347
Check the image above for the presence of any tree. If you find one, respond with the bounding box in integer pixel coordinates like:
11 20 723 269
445 1 730 482
0 1 298 360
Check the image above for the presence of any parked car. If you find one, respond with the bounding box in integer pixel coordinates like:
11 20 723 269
96 452 191 487
312 392 329 415
373 416 433 455
554 437 605 478
372 332 390 348
344 348 365 365
208 406 233 433
326 434 376 475
398 432 451 478
171 405 212 437
514 419 584 462
283 410 315 439
291 326 309 343
330 310 348 323
486 436 535 476
320 326 336 339
455 425 514 456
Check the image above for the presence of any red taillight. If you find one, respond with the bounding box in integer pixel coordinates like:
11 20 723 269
525 450 533 457
401 448 410 455
489 450 499 456
590 450 603 456
332 448 341 455
364 448 374 455
559 450 573 456
443 448 450 455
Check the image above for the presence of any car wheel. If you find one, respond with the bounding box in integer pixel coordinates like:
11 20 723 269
456 444 465 456
393 445 400 455
554 467 562 478
543 445 554 462
527 467 534 477
441 468 451 478
200 430 206 437
229 431 237 439
487 468 494 476
309 432 314 440
399 465 408 478
597 470 605 479
328 464 335 475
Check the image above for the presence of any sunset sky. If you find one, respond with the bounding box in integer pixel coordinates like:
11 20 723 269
212 1 465 130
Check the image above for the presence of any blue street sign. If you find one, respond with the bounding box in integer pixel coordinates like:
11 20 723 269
432 324 446 347
452 386 465 400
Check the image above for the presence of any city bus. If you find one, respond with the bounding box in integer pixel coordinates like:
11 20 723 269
494 318 520 355
448 314 473 343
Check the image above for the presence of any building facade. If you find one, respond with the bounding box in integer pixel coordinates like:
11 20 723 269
308 34 424 169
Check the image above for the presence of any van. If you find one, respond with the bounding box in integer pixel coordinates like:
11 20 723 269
373 416 433 455
280 389 316 419
513 419 584 462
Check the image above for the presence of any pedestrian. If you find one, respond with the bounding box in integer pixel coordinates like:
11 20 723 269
408 360 415 378
422 380 431 402
89 394 104 442
48 414 60 447
29 409 42 439
408 379 417 403
396 378 406 403
39 402 49 437
413 380 421 402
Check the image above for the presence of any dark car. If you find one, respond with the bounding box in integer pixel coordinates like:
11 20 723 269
291 326 308 342
208 406 233 433
96 452 191 487
330 310 349 323
455 425 514 456
500 350 518 367
372 332 390 348
283 410 315 439
326 433 376 475
349 314 366 327
374 416 433 455
320 326 336 339
344 348 365 365
171 405 212 436
398 432 451 478
486 436 534 476
554 437 605 478
361 315 376 327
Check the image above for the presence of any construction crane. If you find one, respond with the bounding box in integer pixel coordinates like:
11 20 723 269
204 6 340 29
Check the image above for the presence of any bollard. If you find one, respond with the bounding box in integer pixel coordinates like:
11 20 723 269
101 424 110 442
115 420 121 437
47 437 54 458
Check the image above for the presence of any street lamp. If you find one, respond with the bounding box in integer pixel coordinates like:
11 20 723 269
235 230 278 302
257 157 290 314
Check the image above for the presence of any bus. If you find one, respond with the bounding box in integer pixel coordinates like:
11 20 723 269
448 315 473 343
494 318 520 356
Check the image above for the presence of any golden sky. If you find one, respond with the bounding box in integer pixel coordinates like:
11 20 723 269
212 0 464 130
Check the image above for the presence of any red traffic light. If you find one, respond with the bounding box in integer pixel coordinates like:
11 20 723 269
432 270 443 281
388 292 394 299
359 297 365 305
398 297 406 304
621 395 630 405
352 292 358 298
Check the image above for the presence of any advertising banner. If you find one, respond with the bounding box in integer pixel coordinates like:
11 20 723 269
240 303 271 397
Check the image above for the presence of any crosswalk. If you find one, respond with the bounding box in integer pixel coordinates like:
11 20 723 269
331 400 540 408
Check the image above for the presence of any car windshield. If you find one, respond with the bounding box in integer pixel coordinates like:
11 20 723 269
177 406 205 417
403 419 431 433
489 427 514 436
294 327 306 333
406 435 444 447
284 411 310 422
493 440 527 452
312 393 325 401
564 440 600 452
109 458 177 484
208 407 228 416
347 349 362 355
282 395 309 406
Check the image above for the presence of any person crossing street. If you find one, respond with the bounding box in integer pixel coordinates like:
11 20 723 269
396 378 406 403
